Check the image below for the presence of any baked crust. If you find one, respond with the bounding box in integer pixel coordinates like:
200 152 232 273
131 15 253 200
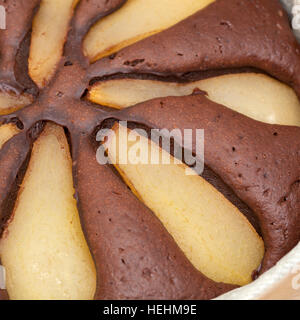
0 0 299 300
90 0 300 98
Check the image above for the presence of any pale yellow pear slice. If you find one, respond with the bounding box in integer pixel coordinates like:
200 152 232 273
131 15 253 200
0 123 96 300
83 0 215 62
0 92 33 115
0 124 20 149
105 123 264 286
29 0 79 87
89 73 300 126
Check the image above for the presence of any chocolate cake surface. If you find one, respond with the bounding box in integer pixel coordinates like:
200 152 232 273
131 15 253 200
0 0 299 300
90 0 300 98
118 93 300 273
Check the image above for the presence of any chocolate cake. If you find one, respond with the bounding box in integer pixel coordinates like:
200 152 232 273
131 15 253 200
0 0 299 300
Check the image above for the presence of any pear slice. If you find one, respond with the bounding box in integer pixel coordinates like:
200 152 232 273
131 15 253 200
0 92 33 115
89 73 300 126
0 124 20 149
29 0 79 88
105 123 264 286
0 123 96 300
83 0 215 62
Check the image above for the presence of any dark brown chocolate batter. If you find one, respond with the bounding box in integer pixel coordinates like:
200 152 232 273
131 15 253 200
118 94 300 273
0 0 299 300
89 0 300 98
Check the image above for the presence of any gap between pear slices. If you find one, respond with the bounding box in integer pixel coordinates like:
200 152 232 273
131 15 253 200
88 73 300 126
29 0 80 88
0 123 96 300
105 123 264 286
83 0 215 62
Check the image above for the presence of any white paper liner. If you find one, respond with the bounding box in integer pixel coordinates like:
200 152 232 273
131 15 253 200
280 0 296 12
216 242 300 300
281 0 300 40
0 265 6 290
